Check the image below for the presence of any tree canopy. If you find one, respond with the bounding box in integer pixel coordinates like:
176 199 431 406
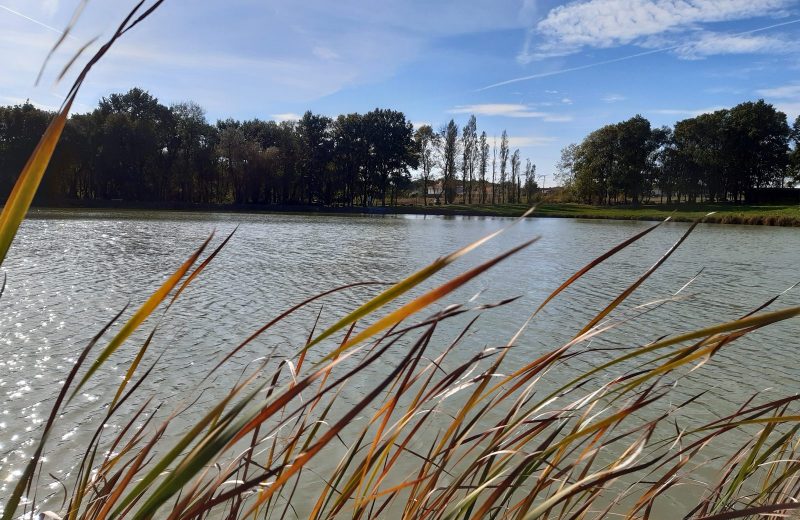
560 100 797 205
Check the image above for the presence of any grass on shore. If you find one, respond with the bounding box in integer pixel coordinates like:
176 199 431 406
402 202 800 226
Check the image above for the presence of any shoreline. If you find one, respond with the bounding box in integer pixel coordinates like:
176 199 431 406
28 200 800 227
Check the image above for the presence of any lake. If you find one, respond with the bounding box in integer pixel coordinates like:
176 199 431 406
1 209 798 516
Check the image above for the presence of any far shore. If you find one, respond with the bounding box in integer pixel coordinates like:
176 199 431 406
28 200 800 227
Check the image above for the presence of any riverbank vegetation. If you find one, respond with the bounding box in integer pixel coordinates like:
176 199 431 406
559 103 800 205
5 91 798 213
399 202 800 226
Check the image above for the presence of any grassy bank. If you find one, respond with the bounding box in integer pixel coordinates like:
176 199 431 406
34 200 800 226
401 202 800 226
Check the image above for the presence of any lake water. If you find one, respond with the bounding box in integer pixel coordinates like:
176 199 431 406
0 209 798 516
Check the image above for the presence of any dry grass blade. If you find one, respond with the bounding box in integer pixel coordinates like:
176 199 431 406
531 217 669 319
320 237 539 361
576 212 712 338
70 233 212 400
0 0 165 268
0 99 72 266
305 207 536 351
1 305 127 520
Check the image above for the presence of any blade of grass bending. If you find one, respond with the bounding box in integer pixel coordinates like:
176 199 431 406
320 237 539 362
694 502 800 520
0 98 73 267
205 281 388 379
35 0 88 85
239 328 434 519
1 1 166 270
576 212 712 338
70 233 213 401
167 226 237 309
1 304 126 520
531 217 669 319
305 207 536 351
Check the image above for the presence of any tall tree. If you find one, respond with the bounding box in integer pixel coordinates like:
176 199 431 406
491 137 497 204
297 111 333 204
499 130 509 204
414 124 438 206
478 131 488 204
510 149 520 204
363 108 416 206
460 115 477 204
439 120 459 204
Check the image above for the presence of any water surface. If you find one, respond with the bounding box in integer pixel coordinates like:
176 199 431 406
1 210 797 514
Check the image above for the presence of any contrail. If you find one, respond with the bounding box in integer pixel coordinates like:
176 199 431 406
0 4 68 36
478 17 800 91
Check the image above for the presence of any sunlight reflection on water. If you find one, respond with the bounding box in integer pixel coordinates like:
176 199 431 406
0 209 798 514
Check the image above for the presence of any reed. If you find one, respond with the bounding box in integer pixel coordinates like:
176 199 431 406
1 3 798 519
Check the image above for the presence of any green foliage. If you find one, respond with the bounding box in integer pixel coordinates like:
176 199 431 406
562 101 794 205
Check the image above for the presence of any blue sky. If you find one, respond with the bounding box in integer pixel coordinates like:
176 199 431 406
2 0 800 181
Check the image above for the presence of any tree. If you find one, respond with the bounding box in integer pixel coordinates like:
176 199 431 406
510 149 520 203
363 108 416 206
491 137 497 204
297 111 333 204
573 124 618 204
170 101 216 202
478 131 488 204
439 120 459 204
460 115 477 204
615 115 653 205
414 125 438 206
727 100 790 193
790 115 800 186
499 131 509 203
333 113 368 206
555 143 578 196
524 159 537 203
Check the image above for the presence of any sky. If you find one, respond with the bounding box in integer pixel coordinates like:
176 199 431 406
2 0 800 182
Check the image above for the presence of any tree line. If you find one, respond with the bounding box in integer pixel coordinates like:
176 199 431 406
0 88 537 207
558 100 800 205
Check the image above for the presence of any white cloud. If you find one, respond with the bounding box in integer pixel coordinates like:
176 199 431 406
561 97 573 104
508 136 558 147
271 112 302 122
756 84 800 118
521 0 793 61
602 94 626 103
757 83 800 98
774 102 800 119
648 106 725 117
675 32 797 59
447 103 572 121
312 46 339 61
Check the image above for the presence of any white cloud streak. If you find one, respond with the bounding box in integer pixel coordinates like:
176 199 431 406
647 106 725 117
674 32 798 59
757 83 800 98
602 94 626 103
523 0 793 61
0 4 66 35
448 103 572 121
271 112 302 122
481 17 800 91
508 136 558 147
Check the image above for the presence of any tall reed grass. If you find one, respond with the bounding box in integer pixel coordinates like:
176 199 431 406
2 2 799 519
